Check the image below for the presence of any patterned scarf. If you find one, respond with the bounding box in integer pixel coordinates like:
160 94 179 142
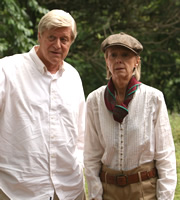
104 76 141 123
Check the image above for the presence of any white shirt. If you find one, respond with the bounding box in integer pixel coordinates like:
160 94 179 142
0 46 86 200
84 84 177 200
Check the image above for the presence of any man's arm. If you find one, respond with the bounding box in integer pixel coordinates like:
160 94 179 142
0 61 6 112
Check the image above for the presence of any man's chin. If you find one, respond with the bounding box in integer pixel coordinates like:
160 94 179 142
51 59 63 66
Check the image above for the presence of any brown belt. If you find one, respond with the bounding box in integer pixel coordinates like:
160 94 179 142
100 168 157 187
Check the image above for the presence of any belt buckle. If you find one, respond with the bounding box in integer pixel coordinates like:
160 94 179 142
116 174 128 187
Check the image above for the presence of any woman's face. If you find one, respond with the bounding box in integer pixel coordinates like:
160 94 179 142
105 46 140 82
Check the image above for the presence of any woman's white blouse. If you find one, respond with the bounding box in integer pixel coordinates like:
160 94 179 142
84 84 177 200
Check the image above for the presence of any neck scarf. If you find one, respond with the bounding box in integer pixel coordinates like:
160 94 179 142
104 76 141 123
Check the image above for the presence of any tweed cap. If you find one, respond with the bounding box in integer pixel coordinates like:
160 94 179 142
101 32 143 55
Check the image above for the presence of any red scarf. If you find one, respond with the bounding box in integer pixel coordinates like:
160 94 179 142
104 76 141 123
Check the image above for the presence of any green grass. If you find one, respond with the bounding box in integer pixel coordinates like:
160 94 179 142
169 112 180 200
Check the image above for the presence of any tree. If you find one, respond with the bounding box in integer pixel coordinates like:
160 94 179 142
1 0 180 111
0 0 48 57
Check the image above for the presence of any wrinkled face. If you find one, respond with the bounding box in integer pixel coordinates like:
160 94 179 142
105 46 139 81
37 27 72 68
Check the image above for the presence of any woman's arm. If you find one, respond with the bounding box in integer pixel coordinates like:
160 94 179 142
154 92 177 200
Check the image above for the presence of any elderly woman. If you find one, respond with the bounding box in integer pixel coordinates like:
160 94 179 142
84 32 177 200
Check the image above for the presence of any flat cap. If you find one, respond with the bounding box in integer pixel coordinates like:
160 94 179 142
101 32 143 55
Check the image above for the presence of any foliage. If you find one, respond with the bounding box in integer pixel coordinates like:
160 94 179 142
0 0 180 111
0 0 48 57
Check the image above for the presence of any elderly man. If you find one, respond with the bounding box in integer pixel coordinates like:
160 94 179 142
0 10 86 200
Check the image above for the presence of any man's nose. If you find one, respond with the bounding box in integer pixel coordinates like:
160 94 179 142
54 39 61 48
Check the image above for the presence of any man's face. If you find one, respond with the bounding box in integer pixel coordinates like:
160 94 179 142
37 27 72 69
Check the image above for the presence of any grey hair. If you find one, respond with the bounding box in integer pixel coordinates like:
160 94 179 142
38 9 77 42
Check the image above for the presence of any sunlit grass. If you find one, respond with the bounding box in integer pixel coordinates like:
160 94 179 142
169 112 180 199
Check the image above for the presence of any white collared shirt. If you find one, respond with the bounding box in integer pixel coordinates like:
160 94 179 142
0 46 85 200
84 85 177 200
